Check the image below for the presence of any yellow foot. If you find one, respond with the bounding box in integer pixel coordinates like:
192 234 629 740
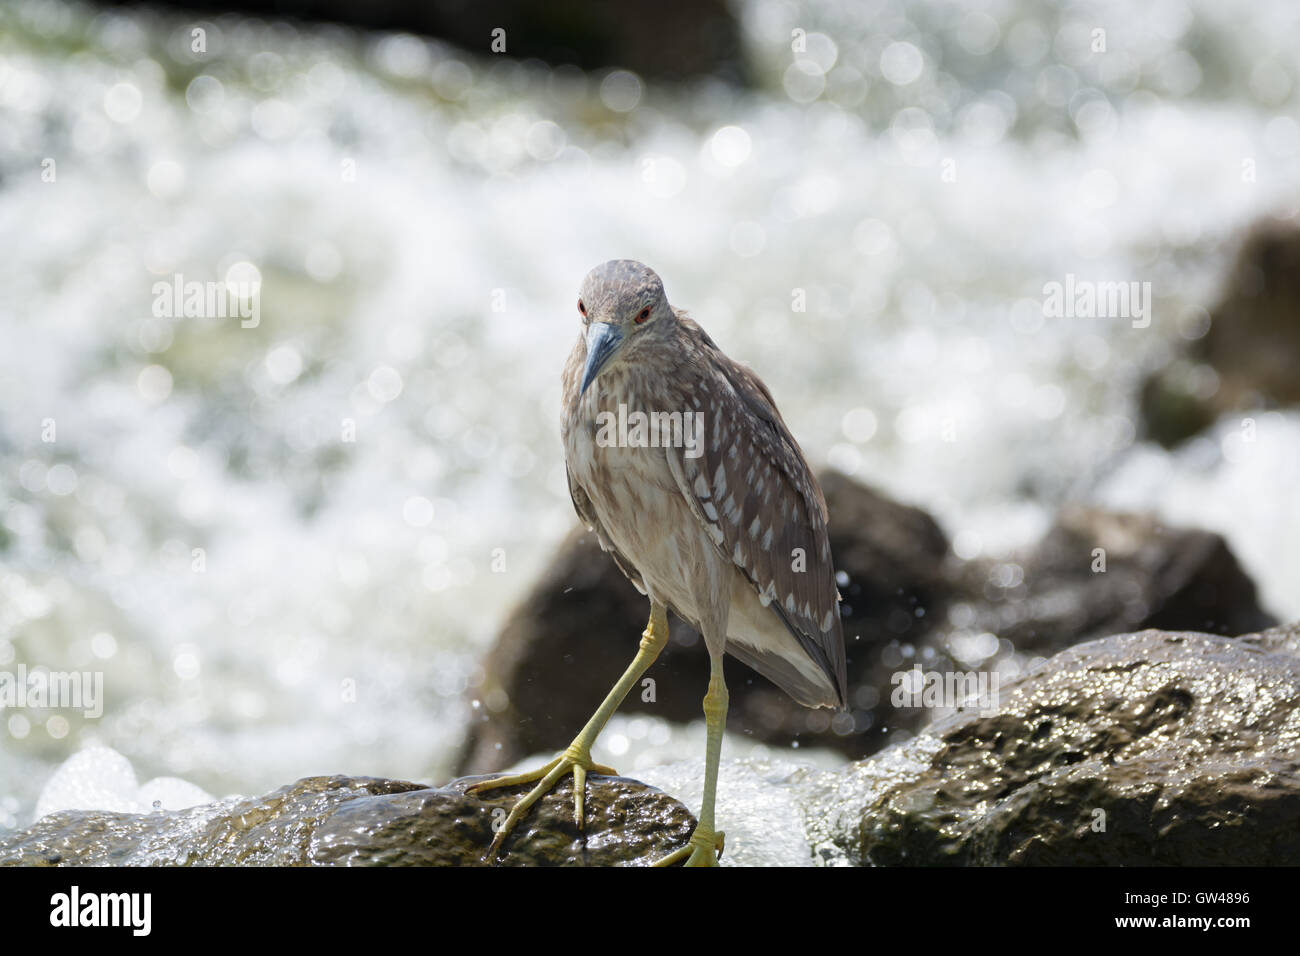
465 745 617 858
653 826 725 867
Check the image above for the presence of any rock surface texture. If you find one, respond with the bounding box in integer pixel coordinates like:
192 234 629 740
802 624 1300 866
0 773 695 867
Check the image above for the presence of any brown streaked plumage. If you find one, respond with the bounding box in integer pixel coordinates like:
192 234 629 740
561 262 848 709
469 259 846 866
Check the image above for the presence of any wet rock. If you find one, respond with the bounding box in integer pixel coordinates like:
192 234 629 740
1138 362 1219 448
805 623 1300 866
0 773 694 867
1199 223 1300 408
457 472 952 773
955 507 1276 652
1142 221 1300 446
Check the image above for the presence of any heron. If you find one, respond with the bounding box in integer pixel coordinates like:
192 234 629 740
468 259 848 866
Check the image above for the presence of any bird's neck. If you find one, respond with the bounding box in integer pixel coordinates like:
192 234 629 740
579 364 676 424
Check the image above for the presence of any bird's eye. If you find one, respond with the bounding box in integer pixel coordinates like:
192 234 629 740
635 307 651 324
577 299 587 317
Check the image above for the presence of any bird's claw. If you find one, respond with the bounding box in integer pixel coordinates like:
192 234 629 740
466 744 617 858
653 826 725 867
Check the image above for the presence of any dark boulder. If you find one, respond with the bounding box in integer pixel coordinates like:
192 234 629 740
1198 222 1300 409
0 773 694 867
1142 221 1300 446
807 623 1300 865
954 506 1276 652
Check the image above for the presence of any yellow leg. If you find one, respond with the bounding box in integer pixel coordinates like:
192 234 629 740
654 653 728 867
467 601 670 858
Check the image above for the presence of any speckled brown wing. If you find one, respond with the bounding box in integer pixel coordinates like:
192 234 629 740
665 318 848 708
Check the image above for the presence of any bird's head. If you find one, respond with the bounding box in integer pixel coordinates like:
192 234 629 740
575 259 675 396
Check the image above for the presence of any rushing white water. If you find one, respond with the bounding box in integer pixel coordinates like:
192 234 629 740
1 0 1297 855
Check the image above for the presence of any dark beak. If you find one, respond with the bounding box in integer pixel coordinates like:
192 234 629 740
580 322 623 396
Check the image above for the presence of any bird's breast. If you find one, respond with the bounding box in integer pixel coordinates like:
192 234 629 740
564 381 724 617
567 374 680 477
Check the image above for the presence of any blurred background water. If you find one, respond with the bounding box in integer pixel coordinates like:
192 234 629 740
1 0 1298 833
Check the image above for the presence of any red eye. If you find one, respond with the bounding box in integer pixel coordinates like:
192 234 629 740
577 299 586 316
636 307 651 324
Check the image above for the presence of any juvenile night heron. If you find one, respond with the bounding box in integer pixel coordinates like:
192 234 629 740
469 260 848 866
